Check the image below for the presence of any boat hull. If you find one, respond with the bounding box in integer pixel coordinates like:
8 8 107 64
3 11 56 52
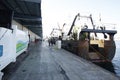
62 40 116 62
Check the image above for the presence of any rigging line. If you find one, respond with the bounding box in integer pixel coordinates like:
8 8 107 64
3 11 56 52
89 45 110 61
0 30 8 41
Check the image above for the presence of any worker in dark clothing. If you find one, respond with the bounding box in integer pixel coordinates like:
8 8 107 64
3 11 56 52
48 38 51 46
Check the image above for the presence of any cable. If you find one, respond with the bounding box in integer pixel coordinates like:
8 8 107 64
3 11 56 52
89 45 110 62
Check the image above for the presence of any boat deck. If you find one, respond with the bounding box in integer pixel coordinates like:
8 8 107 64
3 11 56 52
2 41 120 80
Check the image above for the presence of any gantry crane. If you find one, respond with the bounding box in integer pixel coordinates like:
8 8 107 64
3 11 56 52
67 13 96 36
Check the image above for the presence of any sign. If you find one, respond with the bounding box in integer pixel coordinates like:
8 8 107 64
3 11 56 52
0 45 3 57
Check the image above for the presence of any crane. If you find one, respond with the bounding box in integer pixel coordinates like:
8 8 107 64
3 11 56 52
67 13 80 35
50 23 66 38
67 13 97 37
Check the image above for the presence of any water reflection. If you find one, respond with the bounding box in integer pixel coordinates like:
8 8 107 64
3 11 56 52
112 40 120 77
93 62 116 74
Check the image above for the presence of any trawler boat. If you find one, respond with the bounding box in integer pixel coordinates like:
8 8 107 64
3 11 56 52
62 13 117 62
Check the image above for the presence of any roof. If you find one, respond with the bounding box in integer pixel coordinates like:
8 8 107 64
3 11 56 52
0 0 42 37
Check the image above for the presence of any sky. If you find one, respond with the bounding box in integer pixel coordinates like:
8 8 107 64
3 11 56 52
42 0 120 39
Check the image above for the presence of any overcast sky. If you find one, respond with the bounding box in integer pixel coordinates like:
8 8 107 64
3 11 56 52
42 0 120 39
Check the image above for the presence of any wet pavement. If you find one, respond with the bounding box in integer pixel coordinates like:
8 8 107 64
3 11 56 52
2 41 120 80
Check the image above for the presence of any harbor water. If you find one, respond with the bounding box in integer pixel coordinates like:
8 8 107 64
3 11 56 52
112 40 120 77
94 40 120 77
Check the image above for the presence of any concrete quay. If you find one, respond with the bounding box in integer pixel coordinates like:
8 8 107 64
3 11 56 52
2 41 120 80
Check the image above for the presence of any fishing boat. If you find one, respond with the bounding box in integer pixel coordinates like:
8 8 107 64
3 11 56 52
62 13 117 62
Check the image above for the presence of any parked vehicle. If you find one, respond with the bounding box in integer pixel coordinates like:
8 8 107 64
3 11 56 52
0 25 29 79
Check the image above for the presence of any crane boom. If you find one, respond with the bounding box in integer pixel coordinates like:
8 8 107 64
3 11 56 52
67 13 96 36
67 13 80 35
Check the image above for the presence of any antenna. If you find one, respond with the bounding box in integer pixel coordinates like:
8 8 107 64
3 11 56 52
57 22 60 29
99 13 101 22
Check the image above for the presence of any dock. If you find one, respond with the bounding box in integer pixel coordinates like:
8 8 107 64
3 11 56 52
2 41 120 80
